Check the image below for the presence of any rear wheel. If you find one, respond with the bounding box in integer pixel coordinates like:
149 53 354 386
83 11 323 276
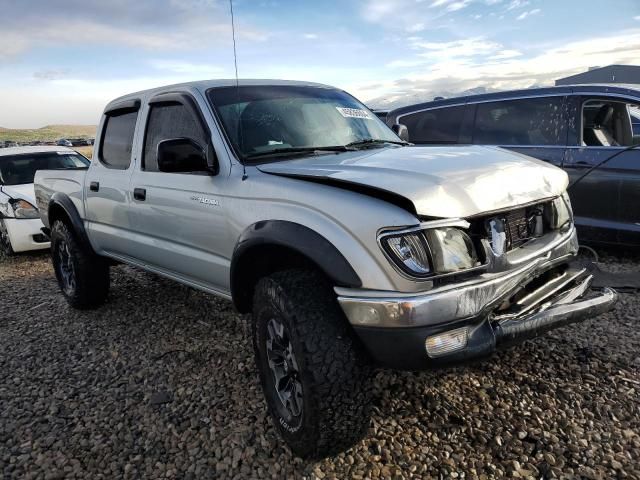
50 220 110 309
0 219 15 258
252 269 373 458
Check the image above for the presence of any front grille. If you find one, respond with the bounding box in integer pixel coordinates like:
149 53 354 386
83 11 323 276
466 201 550 255
504 208 536 250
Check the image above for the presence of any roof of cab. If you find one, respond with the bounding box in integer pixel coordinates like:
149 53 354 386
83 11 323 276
0 146 76 157
387 83 640 120
104 79 336 113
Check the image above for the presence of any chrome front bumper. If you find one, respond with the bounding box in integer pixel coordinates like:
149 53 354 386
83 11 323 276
337 226 617 369
337 226 587 329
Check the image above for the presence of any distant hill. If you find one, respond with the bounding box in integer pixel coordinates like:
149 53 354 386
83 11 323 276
0 125 97 143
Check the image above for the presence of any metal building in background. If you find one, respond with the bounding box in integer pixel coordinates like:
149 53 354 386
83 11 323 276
555 64 640 85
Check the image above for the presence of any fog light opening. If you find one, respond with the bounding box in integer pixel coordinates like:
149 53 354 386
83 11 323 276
425 327 469 358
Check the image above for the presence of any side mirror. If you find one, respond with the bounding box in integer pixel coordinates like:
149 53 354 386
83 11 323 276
392 124 409 142
157 138 212 174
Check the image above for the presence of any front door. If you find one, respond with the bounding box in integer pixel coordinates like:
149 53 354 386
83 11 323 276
127 92 231 294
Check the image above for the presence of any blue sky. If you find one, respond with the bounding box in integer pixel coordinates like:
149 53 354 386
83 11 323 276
1 0 639 127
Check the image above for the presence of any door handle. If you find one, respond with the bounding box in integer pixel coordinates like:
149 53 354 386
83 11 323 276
133 188 146 201
89 181 99 192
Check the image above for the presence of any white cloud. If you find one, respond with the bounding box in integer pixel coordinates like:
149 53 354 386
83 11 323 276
406 23 426 32
507 0 529 10
412 37 502 58
303 33 318 39
430 0 472 11
364 30 640 107
634 15 640 20
493 49 522 59
149 60 226 76
517 8 540 20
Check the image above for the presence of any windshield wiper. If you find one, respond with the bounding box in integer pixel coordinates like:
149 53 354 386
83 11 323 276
345 138 409 149
244 145 356 160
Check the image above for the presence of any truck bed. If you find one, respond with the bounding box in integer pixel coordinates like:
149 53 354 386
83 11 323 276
34 168 88 228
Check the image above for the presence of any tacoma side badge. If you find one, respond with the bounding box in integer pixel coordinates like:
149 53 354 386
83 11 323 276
190 195 220 207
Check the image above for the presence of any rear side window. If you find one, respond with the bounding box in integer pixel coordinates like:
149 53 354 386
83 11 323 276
143 103 208 172
399 105 465 144
473 97 565 146
99 110 138 169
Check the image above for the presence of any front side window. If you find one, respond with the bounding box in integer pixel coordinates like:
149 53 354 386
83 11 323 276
0 152 89 186
582 99 639 147
207 86 400 162
100 110 138 169
399 105 465 144
473 97 565 146
143 103 208 172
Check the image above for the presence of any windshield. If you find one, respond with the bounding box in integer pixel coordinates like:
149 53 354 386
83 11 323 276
0 152 90 185
207 85 401 162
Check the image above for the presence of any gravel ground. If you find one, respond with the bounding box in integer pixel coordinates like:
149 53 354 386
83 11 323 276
1 250 639 479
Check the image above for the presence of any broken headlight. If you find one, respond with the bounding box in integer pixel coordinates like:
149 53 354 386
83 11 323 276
10 199 39 219
425 228 479 273
381 227 479 278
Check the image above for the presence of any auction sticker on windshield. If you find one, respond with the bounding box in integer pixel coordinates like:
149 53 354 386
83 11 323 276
336 107 372 119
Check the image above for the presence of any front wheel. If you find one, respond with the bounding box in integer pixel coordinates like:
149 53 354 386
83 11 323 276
50 220 110 309
0 219 15 258
252 270 373 458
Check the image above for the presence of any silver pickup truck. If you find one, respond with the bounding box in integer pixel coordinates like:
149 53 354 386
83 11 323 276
34 79 617 458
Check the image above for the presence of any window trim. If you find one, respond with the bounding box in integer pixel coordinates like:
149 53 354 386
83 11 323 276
98 99 141 171
469 95 567 147
397 104 468 145
579 96 639 148
142 91 217 175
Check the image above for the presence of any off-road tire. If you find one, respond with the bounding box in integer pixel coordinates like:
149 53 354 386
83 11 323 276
252 269 373 458
50 220 110 309
0 219 15 258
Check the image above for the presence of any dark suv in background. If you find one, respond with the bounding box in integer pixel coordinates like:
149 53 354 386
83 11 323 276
387 85 640 247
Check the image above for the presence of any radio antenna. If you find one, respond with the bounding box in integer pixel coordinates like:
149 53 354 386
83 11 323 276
229 0 247 180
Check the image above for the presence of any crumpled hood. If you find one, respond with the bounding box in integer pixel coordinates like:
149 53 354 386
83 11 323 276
257 145 568 218
0 184 37 205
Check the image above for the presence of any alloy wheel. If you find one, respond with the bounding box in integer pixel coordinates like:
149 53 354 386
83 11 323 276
57 240 76 295
266 317 304 420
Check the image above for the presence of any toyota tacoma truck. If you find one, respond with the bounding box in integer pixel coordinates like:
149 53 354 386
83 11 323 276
34 80 617 458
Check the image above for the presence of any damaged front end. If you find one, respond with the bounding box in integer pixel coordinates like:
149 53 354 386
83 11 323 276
336 198 617 370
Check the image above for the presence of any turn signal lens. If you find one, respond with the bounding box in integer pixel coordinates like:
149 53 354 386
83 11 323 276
425 327 469 358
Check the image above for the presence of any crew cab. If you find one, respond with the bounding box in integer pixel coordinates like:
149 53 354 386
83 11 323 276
34 80 617 458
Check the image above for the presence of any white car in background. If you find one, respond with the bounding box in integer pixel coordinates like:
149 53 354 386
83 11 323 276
0 146 90 255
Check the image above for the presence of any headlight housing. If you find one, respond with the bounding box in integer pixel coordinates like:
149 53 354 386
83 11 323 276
382 232 432 276
381 227 479 278
10 199 39 219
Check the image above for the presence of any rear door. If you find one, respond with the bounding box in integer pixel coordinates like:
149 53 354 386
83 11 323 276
85 100 140 256
126 91 230 294
470 95 567 167
563 95 640 245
